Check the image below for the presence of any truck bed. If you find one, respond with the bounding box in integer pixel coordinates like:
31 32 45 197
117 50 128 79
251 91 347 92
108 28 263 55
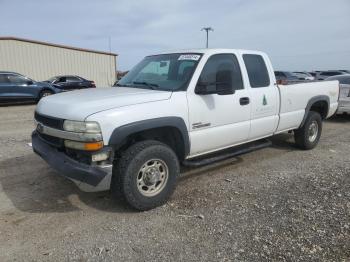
275 80 339 133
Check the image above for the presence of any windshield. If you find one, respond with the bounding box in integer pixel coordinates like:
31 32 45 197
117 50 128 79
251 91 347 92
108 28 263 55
118 53 202 91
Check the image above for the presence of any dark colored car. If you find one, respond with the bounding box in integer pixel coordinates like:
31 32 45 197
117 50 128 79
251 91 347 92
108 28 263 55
316 70 347 80
309 72 317 78
274 71 299 83
0 71 61 103
326 74 350 85
45 75 96 90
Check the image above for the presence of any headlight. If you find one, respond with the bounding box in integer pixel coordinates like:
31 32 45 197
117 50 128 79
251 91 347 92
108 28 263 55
63 120 101 133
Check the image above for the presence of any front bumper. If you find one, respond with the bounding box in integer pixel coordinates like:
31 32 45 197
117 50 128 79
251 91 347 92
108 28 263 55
32 131 112 191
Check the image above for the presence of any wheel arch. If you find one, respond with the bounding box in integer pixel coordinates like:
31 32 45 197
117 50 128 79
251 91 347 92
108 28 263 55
37 87 54 100
108 117 190 160
40 87 55 93
300 95 329 127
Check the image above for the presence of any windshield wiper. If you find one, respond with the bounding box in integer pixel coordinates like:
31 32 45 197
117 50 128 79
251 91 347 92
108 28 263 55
132 81 159 90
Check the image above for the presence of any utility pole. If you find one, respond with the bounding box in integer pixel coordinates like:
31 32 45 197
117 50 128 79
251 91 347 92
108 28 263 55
201 27 214 48
108 36 112 53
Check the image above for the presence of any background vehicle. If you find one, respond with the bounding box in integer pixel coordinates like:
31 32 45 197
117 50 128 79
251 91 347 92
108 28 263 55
45 75 96 90
308 72 318 78
326 74 350 114
293 71 315 81
274 71 299 83
316 70 347 80
32 49 339 211
0 71 61 102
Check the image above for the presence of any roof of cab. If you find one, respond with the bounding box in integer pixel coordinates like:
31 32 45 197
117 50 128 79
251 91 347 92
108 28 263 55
153 48 266 56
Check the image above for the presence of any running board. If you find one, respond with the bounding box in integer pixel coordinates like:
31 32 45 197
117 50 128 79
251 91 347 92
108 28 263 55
182 139 272 167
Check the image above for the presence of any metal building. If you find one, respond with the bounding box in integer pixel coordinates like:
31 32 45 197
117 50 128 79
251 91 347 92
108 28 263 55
0 37 117 87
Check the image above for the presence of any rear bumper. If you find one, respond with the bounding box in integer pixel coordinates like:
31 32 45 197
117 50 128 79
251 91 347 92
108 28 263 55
32 131 112 191
337 101 350 114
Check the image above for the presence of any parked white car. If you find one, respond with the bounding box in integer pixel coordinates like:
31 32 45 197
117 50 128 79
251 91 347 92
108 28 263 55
326 75 350 114
32 49 339 210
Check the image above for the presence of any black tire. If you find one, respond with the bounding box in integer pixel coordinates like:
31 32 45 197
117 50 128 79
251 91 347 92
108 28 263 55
294 111 322 150
39 89 53 100
111 140 180 211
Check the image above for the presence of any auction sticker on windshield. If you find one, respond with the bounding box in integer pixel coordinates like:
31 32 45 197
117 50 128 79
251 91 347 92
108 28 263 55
178 54 201 61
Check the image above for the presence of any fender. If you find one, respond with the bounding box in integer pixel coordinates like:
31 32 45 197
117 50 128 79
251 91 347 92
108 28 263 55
300 95 329 127
108 117 190 157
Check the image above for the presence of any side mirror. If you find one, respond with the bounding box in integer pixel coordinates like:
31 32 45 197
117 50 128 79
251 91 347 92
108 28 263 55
195 81 234 95
26 80 33 85
195 68 235 95
195 82 216 95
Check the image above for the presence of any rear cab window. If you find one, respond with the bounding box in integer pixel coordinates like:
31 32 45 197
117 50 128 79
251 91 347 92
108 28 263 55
243 54 270 88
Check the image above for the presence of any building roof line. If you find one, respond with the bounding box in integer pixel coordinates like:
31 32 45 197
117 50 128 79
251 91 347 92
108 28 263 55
0 36 118 56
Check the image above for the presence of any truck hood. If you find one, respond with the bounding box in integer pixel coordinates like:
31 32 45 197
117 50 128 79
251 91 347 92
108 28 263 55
36 87 172 120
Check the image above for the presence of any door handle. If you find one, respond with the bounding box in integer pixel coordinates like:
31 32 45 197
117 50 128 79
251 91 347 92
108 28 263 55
239 97 250 105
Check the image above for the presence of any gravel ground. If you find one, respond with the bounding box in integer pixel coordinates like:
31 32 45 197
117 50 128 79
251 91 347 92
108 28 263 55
0 104 349 262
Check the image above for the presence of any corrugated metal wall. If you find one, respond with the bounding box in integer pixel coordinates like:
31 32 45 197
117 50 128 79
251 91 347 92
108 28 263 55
0 39 117 87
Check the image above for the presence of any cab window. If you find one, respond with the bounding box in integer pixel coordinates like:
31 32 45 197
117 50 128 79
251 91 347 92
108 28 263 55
243 54 270 88
8 74 28 84
198 54 244 93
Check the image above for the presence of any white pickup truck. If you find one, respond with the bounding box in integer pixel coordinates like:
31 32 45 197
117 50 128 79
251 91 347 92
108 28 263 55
32 49 339 210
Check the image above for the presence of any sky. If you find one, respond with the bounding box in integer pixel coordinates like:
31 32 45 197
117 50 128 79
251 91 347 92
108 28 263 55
0 0 349 71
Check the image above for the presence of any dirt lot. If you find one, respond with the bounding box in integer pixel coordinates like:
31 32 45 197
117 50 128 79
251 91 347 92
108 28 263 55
0 104 349 261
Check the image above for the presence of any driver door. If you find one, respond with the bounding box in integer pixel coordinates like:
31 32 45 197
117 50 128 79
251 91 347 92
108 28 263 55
187 53 251 157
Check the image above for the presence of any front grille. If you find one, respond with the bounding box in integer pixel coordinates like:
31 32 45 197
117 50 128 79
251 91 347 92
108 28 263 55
38 132 63 148
35 112 64 130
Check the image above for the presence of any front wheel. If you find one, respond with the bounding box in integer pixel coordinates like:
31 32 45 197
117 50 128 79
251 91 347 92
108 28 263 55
39 90 53 100
294 111 322 150
111 140 180 211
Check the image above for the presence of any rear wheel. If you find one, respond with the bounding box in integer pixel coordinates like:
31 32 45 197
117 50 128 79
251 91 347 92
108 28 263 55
294 111 322 150
111 140 179 211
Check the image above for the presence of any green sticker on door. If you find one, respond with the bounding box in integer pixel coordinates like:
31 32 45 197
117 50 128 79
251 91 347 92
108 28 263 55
263 95 267 106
